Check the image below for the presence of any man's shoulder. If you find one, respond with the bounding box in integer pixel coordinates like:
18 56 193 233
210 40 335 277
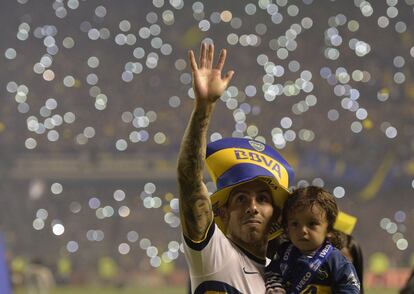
183 221 219 251
184 223 265 293
183 221 236 253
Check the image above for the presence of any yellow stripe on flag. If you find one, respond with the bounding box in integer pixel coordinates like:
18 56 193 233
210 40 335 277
360 152 394 200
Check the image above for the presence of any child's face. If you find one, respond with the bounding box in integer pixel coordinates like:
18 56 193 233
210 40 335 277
286 204 329 254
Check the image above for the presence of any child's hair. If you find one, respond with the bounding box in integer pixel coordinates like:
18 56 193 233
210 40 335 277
281 186 338 231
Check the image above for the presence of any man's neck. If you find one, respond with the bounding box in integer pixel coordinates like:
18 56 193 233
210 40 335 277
228 235 267 261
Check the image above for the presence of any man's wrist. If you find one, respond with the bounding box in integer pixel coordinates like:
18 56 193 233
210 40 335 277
194 100 216 112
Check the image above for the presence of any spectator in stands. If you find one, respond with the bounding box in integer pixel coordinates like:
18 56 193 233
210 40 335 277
25 257 55 294
340 233 364 294
400 268 414 294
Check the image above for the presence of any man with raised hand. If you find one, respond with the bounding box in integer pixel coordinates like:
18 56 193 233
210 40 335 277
177 42 294 293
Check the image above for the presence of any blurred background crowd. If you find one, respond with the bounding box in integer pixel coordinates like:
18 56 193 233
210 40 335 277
1 0 414 290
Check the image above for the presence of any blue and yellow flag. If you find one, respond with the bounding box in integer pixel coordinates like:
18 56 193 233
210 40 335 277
360 152 394 200
0 233 12 294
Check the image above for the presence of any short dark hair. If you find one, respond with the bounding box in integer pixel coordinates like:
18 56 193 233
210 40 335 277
281 186 338 231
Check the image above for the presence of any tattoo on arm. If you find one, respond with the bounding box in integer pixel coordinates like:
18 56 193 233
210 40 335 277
177 105 214 241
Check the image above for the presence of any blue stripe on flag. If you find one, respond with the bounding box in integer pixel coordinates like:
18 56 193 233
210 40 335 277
0 233 12 294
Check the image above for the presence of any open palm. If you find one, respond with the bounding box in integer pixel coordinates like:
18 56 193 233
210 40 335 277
189 43 234 103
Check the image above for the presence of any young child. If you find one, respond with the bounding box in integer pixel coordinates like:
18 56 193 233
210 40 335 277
265 186 360 294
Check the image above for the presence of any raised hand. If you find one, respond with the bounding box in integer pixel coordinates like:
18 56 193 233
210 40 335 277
188 42 235 105
178 43 234 241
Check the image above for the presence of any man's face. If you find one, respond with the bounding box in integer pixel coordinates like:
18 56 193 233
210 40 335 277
286 204 329 254
222 179 275 246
